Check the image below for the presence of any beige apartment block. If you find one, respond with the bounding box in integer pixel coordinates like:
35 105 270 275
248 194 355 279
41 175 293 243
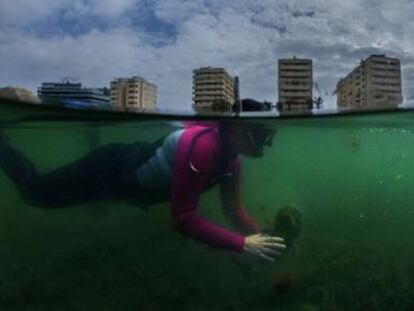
336 54 402 109
192 67 235 110
110 78 127 107
278 57 313 111
110 76 157 110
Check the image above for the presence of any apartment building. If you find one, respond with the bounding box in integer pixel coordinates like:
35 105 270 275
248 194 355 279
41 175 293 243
278 57 313 111
110 76 157 110
336 55 402 109
38 82 110 107
192 67 235 110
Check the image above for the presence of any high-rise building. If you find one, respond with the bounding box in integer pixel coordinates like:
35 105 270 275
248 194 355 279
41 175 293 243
110 78 128 108
110 76 157 110
336 54 402 109
278 57 313 111
192 67 235 111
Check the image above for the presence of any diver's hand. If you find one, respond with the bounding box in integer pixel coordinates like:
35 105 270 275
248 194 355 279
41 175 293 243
243 234 286 262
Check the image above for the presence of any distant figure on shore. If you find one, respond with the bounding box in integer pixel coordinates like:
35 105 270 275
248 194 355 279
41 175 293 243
0 121 285 261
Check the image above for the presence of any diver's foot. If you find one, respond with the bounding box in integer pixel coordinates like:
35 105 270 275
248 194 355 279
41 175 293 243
0 130 10 145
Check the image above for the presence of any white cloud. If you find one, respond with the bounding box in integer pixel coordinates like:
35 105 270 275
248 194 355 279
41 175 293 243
154 0 209 25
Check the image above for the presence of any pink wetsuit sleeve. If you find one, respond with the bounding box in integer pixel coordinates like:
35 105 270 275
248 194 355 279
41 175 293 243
221 158 261 234
171 128 245 252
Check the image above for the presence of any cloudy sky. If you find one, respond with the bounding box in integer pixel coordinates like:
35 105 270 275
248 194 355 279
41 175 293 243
1 0 414 111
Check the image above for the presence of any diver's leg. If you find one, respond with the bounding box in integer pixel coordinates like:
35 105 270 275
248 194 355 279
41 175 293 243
37 143 133 206
0 134 132 207
0 133 44 205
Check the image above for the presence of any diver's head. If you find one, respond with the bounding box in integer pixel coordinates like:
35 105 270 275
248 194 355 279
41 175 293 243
226 123 276 158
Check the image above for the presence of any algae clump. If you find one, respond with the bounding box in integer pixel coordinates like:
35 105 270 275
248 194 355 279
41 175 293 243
273 204 302 250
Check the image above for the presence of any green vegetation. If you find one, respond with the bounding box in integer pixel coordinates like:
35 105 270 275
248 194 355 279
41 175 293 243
211 99 232 112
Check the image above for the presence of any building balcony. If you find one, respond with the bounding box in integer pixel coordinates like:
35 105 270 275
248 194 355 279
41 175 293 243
193 74 228 80
369 62 400 70
372 82 401 88
280 84 311 91
194 90 228 95
371 71 401 78
193 85 225 90
370 76 401 84
280 90 312 96
194 96 230 101
279 65 312 72
279 73 312 79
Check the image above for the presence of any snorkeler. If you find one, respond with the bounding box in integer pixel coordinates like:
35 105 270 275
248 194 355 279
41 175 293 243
0 122 285 262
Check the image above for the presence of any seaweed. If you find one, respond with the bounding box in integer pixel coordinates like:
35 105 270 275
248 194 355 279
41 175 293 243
273 204 303 251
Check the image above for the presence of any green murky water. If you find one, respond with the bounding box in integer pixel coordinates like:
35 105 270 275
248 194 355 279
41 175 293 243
1 100 414 310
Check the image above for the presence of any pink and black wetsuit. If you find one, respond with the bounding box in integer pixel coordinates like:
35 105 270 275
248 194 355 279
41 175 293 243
171 125 261 252
136 124 261 252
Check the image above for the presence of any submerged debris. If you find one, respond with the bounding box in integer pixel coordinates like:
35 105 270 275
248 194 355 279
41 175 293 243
346 136 361 153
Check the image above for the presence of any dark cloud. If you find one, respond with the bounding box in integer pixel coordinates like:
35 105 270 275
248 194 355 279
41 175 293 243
291 10 315 18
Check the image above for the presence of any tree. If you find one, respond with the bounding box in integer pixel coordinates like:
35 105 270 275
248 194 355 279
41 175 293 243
211 99 232 112
313 96 323 109
305 97 313 110
276 101 283 112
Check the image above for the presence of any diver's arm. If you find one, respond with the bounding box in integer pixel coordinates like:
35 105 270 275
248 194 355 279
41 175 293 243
171 164 246 252
170 130 245 252
220 158 261 234
219 160 286 261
